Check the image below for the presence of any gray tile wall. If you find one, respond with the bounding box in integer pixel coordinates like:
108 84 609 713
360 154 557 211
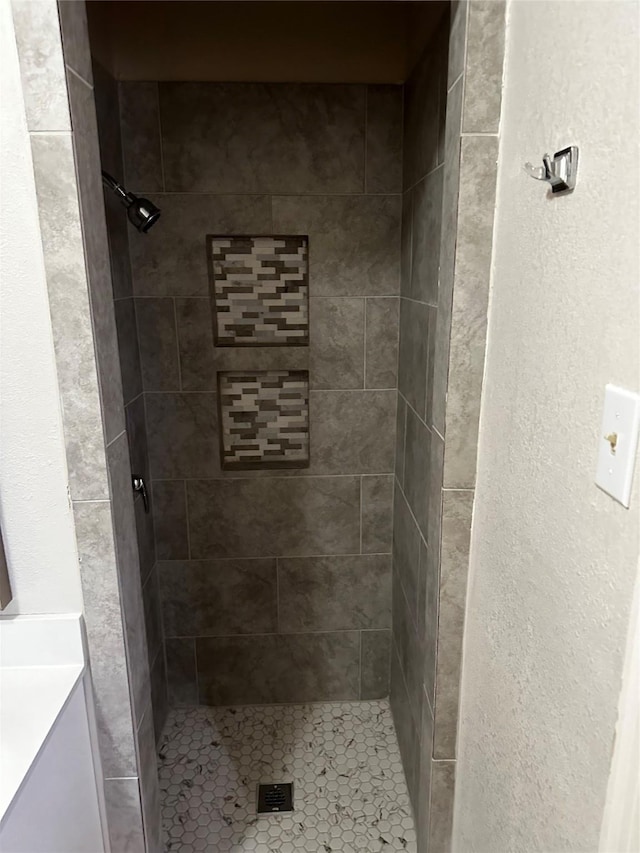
15 1 164 849
390 3 506 851
121 81 402 705
93 62 168 750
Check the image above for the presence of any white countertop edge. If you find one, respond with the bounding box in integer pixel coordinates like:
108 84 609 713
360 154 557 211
0 613 85 668
0 663 86 824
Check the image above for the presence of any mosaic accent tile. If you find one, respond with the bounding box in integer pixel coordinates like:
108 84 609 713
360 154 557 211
218 370 309 470
209 236 309 346
158 700 417 852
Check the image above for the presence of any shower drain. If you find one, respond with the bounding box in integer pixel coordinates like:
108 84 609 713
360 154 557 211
256 782 294 814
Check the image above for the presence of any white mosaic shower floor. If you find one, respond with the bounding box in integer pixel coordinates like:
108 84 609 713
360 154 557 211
158 700 417 852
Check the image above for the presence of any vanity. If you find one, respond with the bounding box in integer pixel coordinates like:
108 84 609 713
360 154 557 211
0 615 108 852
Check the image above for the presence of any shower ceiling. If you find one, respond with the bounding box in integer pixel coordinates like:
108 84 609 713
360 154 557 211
86 0 448 83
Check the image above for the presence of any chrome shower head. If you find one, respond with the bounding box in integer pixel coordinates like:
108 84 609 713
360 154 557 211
101 171 161 233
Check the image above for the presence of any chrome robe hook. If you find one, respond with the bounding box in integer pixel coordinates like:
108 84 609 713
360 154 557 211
524 146 579 194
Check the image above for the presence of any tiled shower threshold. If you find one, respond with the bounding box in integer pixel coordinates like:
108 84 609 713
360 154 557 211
158 699 417 852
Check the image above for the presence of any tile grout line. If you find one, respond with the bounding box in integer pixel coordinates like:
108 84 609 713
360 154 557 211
184 481 192 561
359 476 364 555
363 85 368 194
363 297 368 389
172 297 183 391
156 552 391 563
156 82 166 192
275 557 280 634
167 627 389 641
358 629 363 700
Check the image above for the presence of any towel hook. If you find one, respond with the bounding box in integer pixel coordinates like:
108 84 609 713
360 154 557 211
524 146 579 194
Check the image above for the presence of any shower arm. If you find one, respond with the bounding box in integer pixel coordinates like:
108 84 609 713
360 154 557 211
101 170 131 205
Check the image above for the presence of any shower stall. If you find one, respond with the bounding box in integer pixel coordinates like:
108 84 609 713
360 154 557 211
19 1 506 850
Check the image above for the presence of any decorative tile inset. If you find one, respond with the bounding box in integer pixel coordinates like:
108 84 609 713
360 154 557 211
209 236 309 346
218 370 309 470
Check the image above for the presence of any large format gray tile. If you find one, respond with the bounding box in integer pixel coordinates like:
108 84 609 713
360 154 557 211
125 394 149 484
134 491 156 585
67 70 126 445
403 46 440 190
197 631 361 705
417 691 435 853
365 84 403 194
31 133 109 500
176 298 216 391
137 703 162 853
58 0 92 83
428 760 456 852
278 555 391 632
273 195 401 297
411 167 444 306
398 298 430 419
146 393 218 479
115 299 143 405
166 637 197 705
104 777 145 853
150 651 168 745
433 490 473 759
395 394 407 488
432 75 463 437
73 500 137 777
361 475 394 554
390 641 420 813
365 298 399 389
392 570 424 730
400 191 413 297
159 558 277 637
462 1 506 133
421 538 440 709
107 433 151 730
11 0 70 131
403 407 431 542
361 629 391 699
310 297 364 390
392 485 421 614
426 305 437 427
153 480 189 560
130 194 272 297
93 66 134 303
142 568 162 666
119 81 163 192
443 136 498 488
309 390 395 475
159 82 365 193
136 298 180 391
211 345 309 374
188 476 360 559
428 432 445 552
448 1 468 88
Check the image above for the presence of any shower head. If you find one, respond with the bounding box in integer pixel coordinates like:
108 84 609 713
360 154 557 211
101 171 161 233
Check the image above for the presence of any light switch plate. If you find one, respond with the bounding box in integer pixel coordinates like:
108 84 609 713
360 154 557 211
595 384 640 507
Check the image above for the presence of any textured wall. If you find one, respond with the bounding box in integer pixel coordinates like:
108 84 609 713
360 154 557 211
391 3 506 851
122 81 402 705
453 1 640 850
0 0 82 615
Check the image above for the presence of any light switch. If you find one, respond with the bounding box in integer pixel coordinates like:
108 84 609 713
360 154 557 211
595 384 640 507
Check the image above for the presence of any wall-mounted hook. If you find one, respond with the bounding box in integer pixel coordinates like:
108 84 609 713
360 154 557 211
524 146 579 194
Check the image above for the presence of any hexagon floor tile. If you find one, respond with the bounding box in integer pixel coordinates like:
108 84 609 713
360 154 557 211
158 699 417 852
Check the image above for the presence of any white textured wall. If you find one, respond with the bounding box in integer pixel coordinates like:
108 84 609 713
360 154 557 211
453 1 640 850
0 0 83 613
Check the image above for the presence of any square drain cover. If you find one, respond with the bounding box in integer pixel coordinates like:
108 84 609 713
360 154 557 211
257 782 294 814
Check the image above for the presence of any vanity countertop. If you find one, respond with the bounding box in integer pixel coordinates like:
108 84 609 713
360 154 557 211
0 614 86 823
